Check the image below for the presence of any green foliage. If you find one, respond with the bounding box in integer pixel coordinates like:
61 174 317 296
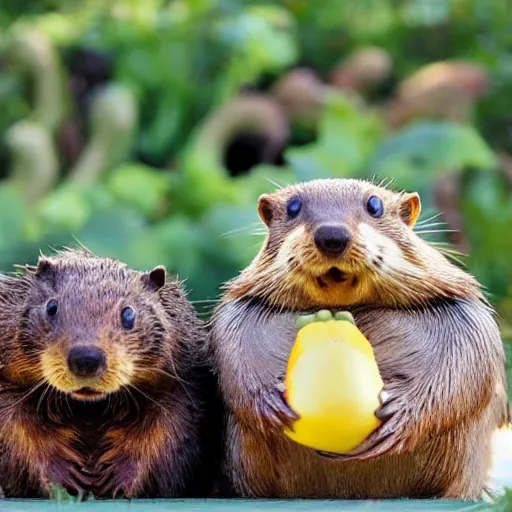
367 121 497 211
0 185 29 253
0 0 511 392
107 163 171 219
459 169 512 302
492 488 512 512
369 121 496 179
286 92 384 180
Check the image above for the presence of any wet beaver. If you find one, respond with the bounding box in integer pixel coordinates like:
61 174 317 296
210 178 508 499
0 248 218 499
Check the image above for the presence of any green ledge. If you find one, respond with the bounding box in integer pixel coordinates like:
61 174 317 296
0 498 492 512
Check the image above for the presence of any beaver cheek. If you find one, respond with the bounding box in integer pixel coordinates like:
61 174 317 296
40 344 78 392
100 343 136 391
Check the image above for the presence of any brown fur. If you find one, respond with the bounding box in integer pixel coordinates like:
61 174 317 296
210 178 508 500
0 248 220 499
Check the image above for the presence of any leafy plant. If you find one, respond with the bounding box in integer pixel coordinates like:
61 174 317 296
492 487 512 511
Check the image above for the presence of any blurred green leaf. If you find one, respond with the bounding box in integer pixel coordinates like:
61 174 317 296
365 121 498 212
37 184 113 234
0 184 27 248
107 163 171 219
216 5 298 99
493 488 512 511
368 121 497 180
77 206 147 261
128 216 203 280
286 92 384 180
459 169 512 302
235 164 296 203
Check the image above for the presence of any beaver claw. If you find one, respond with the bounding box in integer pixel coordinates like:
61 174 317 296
95 457 140 499
315 386 411 462
254 385 299 435
316 419 405 462
44 461 94 498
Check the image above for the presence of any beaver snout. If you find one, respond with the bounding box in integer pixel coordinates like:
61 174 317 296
314 225 351 257
67 346 107 379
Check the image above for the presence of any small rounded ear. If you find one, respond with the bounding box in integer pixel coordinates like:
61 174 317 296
399 192 421 227
143 266 167 291
258 194 274 226
36 257 54 279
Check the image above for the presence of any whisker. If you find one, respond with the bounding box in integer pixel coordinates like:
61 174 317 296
135 365 193 386
413 222 449 230
35 383 51 417
49 387 60 417
1 380 49 421
379 177 395 190
64 392 72 417
220 223 263 238
415 212 443 225
430 243 467 256
127 384 173 420
134 364 201 405
105 393 112 416
374 176 395 190
385 270 429 309
435 249 467 268
415 229 458 235
122 387 140 416
427 240 467 256
265 177 284 189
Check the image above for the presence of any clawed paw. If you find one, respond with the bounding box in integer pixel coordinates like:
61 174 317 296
254 385 299 434
95 457 140 499
43 461 94 498
316 385 412 462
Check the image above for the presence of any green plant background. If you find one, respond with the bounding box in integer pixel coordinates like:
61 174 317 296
0 0 512 507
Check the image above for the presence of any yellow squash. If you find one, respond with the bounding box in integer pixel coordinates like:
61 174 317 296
283 310 383 453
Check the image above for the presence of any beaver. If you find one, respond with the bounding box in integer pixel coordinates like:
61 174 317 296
0 248 219 499
210 178 509 500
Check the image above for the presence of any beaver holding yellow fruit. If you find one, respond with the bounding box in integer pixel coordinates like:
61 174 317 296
283 309 383 455
210 178 508 499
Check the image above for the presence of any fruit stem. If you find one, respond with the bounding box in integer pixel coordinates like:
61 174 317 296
333 311 356 325
295 314 317 329
295 309 356 329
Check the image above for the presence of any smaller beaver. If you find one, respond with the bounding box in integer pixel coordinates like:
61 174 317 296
210 178 508 500
0 248 217 499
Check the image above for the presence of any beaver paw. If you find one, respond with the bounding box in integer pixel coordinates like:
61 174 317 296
254 385 299 435
96 458 141 499
42 461 93 498
316 385 413 462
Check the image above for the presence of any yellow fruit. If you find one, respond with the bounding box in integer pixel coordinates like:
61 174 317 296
284 310 383 454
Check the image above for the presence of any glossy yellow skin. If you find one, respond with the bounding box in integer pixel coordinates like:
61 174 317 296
284 317 383 453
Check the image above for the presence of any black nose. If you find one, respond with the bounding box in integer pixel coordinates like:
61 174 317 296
314 225 351 257
67 346 106 378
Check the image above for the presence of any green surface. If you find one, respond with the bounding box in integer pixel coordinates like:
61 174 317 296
0 499 490 512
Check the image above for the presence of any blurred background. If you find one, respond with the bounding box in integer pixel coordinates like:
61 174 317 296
0 0 510 399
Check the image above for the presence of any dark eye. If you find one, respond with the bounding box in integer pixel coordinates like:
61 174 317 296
121 307 135 330
366 196 384 218
46 299 58 317
286 197 302 219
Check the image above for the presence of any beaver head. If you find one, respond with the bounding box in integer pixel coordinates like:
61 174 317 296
225 178 481 309
5 249 197 402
